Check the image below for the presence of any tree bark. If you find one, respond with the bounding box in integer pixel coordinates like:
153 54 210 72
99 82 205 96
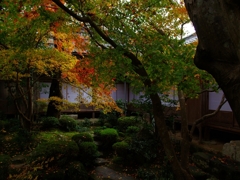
178 90 191 170
46 71 63 118
184 0 240 125
150 93 193 180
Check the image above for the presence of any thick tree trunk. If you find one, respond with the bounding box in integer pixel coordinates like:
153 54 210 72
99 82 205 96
150 93 193 180
178 90 191 169
184 0 240 125
46 73 63 118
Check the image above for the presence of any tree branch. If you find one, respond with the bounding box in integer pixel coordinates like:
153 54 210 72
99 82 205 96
190 94 227 136
53 0 150 83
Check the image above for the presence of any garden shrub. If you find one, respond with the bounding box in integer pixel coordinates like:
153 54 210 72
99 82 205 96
112 156 125 165
30 140 78 166
112 141 130 157
99 99 124 127
117 116 138 131
65 161 89 180
98 128 119 149
0 120 10 131
78 142 99 166
13 128 36 151
0 118 20 132
72 132 93 144
41 116 59 129
128 137 159 164
93 126 106 141
126 126 140 135
137 122 155 140
103 122 112 128
75 126 89 132
0 120 5 130
0 154 11 180
81 118 91 127
59 115 77 131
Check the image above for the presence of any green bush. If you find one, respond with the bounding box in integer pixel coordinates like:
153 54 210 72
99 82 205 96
65 161 89 180
103 122 112 128
112 156 125 165
93 127 106 141
36 101 48 113
41 116 59 129
112 141 130 157
128 137 158 164
59 115 77 131
75 126 89 132
30 140 78 166
117 116 138 131
11 128 37 152
0 118 20 132
78 142 98 166
81 118 91 127
0 154 11 180
126 126 140 135
98 128 119 150
72 132 93 144
99 99 123 127
0 120 10 131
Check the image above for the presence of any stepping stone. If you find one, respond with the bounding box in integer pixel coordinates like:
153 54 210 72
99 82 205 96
10 155 27 169
11 155 26 164
95 158 109 165
93 166 136 180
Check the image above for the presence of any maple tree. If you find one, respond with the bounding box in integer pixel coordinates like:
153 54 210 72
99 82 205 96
0 0 119 130
52 0 217 179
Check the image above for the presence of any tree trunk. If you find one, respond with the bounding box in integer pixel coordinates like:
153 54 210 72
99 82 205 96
150 93 193 180
184 0 240 125
178 90 191 169
46 72 63 118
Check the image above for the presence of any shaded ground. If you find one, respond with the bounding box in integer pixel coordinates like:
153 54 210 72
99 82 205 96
2 118 237 180
172 131 224 153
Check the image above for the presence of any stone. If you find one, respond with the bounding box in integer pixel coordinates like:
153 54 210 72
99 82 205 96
222 140 240 162
95 158 109 165
11 155 26 164
93 166 135 180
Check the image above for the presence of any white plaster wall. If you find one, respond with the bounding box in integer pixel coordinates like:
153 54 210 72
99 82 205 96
209 90 232 111
39 83 91 103
39 82 51 99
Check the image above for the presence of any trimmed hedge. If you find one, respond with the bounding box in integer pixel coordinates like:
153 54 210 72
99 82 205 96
41 116 59 129
65 161 89 180
96 128 119 150
126 126 140 135
112 141 130 157
72 132 93 143
78 142 99 165
30 140 78 166
117 116 138 131
59 115 77 131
